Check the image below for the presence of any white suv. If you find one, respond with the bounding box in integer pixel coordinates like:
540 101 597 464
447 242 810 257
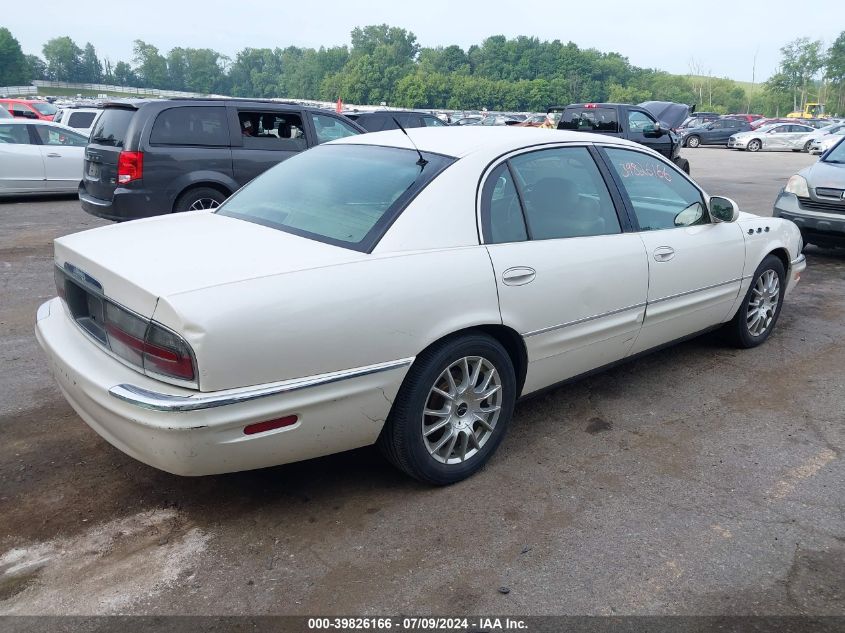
52 107 102 136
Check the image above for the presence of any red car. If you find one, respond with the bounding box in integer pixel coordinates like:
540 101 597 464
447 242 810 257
723 113 765 123
0 98 57 121
750 117 795 129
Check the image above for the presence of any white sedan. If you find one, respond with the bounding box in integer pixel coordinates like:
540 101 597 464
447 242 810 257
0 119 88 196
727 122 816 152
36 127 806 484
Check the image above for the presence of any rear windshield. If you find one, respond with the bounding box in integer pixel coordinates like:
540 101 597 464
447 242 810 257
67 111 97 128
90 107 135 147
218 144 454 252
31 102 58 115
559 107 619 132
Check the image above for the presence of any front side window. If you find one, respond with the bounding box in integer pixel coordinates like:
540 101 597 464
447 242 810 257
423 116 446 127
311 113 359 144
628 111 654 131
31 102 58 116
218 144 454 252
0 124 30 144
237 110 307 150
604 147 707 231
34 125 87 146
483 147 622 241
150 106 228 146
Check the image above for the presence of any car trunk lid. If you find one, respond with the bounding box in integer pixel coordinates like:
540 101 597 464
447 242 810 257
53 212 369 318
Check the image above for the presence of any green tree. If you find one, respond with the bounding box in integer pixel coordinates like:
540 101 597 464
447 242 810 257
25 54 48 81
132 40 167 88
0 28 28 86
81 43 102 82
780 37 824 111
826 31 845 115
113 61 137 86
43 36 83 81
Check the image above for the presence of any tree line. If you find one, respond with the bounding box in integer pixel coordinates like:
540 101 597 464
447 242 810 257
1 25 843 115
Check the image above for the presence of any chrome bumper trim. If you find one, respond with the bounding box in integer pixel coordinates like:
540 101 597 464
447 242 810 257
109 357 415 412
791 254 806 267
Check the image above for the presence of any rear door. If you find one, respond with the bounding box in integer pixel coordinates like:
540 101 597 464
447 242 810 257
599 146 745 354
32 124 87 191
482 145 649 395
83 105 137 202
0 123 45 193
229 106 308 185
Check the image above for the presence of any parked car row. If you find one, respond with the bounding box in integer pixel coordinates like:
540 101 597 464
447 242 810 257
0 97 58 121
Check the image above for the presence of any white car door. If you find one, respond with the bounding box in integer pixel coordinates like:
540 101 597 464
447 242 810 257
32 124 87 192
600 146 745 354
0 123 45 194
481 145 649 395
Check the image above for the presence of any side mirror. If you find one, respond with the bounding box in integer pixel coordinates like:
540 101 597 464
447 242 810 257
643 123 663 138
710 196 740 223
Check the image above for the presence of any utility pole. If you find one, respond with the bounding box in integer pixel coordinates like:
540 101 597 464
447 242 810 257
748 47 758 114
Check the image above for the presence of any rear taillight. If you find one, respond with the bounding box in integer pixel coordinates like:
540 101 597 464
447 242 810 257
102 299 196 383
117 151 143 184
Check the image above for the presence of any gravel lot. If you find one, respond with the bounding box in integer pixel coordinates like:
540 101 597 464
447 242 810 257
0 147 842 616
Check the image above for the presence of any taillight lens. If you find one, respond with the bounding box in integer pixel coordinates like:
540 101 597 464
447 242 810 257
102 300 196 383
117 151 143 184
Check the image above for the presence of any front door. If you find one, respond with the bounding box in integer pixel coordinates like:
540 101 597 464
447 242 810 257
481 145 649 395
32 124 87 191
600 146 746 354
627 109 673 158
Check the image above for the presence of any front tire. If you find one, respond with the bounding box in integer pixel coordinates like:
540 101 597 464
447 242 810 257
747 139 762 152
378 333 516 485
686 135 700 148
724 255 786 348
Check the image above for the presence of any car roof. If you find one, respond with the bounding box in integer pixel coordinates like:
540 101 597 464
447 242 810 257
330 126 646 159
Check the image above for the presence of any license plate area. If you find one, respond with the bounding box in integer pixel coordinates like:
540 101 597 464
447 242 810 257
86 162 100 180
64 278 108 345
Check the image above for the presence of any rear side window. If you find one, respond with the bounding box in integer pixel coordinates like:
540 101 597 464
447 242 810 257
67 112 97 129
482 163 527 244
90 108 135 147
237 110 306 151
150 106 228 146
559 107 619 132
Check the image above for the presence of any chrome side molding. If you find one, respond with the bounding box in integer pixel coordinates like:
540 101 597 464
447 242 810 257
109 357 415 412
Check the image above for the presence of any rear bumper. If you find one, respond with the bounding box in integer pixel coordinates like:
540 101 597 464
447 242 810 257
79 182 171 222
36 298 410 476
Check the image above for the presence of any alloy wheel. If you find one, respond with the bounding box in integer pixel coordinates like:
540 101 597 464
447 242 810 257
746 270 780 337
421 356 502 465
188 198 221 211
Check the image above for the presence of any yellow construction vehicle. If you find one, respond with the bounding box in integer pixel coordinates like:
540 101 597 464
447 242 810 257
786 103 826 118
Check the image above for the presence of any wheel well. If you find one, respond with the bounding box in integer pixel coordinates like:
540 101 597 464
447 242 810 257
418 325 528 397
174 182 231 211
768 247 790 273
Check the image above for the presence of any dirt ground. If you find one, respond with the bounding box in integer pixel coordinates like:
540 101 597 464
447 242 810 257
0 148 842 616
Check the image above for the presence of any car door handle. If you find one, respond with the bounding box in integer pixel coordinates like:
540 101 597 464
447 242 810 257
502 266 536 286
653 246 675 262
46 153 61 158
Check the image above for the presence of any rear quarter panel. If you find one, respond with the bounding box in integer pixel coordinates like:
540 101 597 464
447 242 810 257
155 247 501 392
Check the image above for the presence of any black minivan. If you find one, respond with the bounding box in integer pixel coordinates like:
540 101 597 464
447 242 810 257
79 99 364 221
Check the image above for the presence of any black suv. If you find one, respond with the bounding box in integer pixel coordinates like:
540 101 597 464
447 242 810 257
343 110 447 132
79 99 364 221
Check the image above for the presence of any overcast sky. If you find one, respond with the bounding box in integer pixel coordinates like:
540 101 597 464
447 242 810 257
4 0 840 82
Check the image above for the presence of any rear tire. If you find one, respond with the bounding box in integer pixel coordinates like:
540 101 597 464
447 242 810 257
378 333 516 485
174 186 228 213
723 255 785 349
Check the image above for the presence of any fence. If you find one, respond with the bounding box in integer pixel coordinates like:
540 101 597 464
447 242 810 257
32 80 207 98
0 85 37 96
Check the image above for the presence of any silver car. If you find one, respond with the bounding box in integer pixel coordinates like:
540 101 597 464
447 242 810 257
809 128 845 155
793 122 845 153
727 123 816 152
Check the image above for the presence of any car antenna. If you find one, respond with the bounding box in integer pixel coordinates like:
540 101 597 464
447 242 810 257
392 117 428 167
